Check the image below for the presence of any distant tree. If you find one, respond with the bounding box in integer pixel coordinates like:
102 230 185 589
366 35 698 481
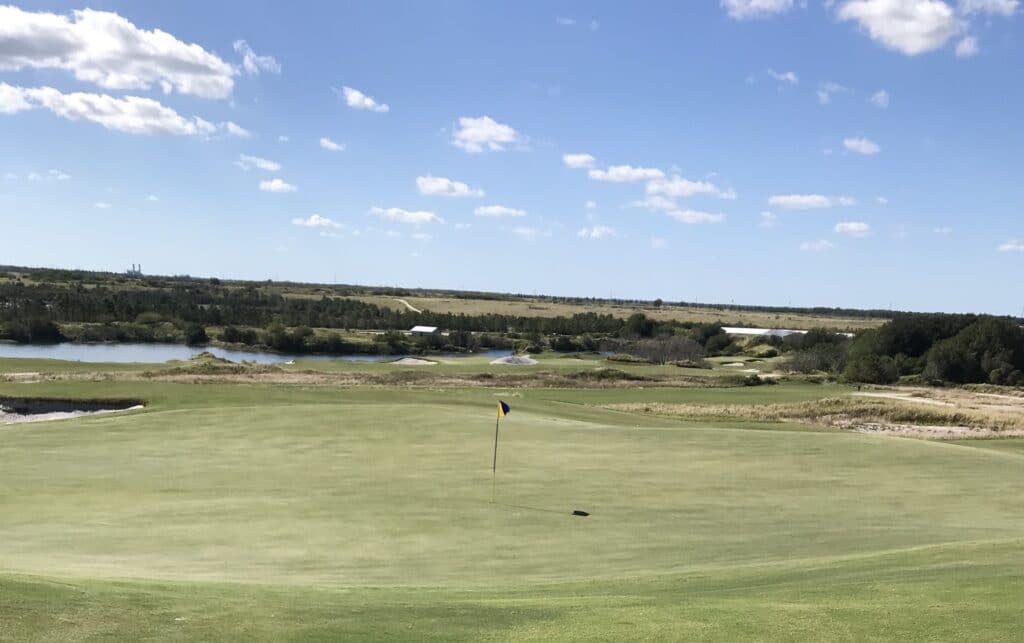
183 323 208 346
923 318 1024 385
622 313 656 338
842 354 898 384
550 335 576 352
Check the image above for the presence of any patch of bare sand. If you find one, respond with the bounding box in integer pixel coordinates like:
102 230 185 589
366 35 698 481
0 372 42 383
390 357 436 366
833 418 1024 440
850 392 955 407
490 356 539 365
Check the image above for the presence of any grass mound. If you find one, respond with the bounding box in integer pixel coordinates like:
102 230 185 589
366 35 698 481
567 368 647 382
146 352 282 377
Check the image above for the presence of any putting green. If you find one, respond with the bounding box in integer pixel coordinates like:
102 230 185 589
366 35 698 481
1 380 1023 639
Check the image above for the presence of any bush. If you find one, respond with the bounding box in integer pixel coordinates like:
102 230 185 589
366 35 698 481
602 336 706 365
183 323 208 346
550 335 577 352
1 319 65 344
785 343 847 374
135 312 163 325
842 354 898 384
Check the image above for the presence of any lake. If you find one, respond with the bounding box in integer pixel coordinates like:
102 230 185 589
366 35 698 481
0 343 512 365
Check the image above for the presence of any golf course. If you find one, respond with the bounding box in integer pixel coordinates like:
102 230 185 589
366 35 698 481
2 355 1022 641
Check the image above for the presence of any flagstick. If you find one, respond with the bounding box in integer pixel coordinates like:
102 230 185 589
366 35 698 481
491 413 500 502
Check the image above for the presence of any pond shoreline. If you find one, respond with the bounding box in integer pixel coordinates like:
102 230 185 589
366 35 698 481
0 341 514 365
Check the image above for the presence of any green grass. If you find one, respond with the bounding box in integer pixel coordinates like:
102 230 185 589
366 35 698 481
1 369 1022 640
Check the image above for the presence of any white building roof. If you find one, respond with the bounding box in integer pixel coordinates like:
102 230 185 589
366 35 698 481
410 325 438 333
721 326 853 338
721 326 807 337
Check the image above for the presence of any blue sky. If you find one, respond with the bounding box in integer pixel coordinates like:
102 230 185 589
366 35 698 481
1 1 1022 315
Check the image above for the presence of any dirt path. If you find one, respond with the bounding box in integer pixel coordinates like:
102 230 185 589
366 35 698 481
395 298 422 313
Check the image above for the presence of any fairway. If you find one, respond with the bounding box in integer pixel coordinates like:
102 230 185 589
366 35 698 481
2 379 1023 640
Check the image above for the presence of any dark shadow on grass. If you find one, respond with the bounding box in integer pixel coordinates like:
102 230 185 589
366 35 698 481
490 501 589 517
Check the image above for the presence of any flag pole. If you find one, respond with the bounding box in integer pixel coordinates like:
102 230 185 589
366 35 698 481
491 412 500 502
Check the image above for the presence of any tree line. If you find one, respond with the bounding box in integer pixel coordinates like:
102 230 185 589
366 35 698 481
781 313 1024 386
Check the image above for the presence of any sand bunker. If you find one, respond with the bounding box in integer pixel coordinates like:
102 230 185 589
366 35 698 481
391 357 437 366
1 397 144 425
490 356 539 365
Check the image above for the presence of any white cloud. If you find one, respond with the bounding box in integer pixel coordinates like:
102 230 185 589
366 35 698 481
817 81 850 105
588 165 664 182
800 239 834 252
0 6 235 98
259 178 296 193
292 214 342 229
870 89 890 108
760 211 778 227
232 40 280 76
14 168 72 182
563 153 596 169
474 205 526 218
647 175 736 199
94 201 111 209
512 226 552 240
455 222 472 230
146 194 158 201
411 232 432 241
768 194 855 209
934 226 952 234
237 154 281 172
844 137 881 155
556 16 577 25
768 69 799 84
668 209 725 224
339 86 389 113
578 225 616 239
0 84 245 137
452 116 521 153
224 121 250 138
0 82 31 113
955 35 979 57
416 175 483 197
836 0 961 56
998 239 1024 252
877 196 889 205
633 195 678 211
585 200 597 209
959 0 1018 16
835 221 871 237
650 237 668 249
278 135 289 142
722 0 795 20
590 19 600 31
320 137 345 151
371 206 443 224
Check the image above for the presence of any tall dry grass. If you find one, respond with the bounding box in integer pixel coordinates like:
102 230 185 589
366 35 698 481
607 397 1024 436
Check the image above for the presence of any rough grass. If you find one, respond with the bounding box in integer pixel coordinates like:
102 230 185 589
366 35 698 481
607 396 1024 438
354 295 886 331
